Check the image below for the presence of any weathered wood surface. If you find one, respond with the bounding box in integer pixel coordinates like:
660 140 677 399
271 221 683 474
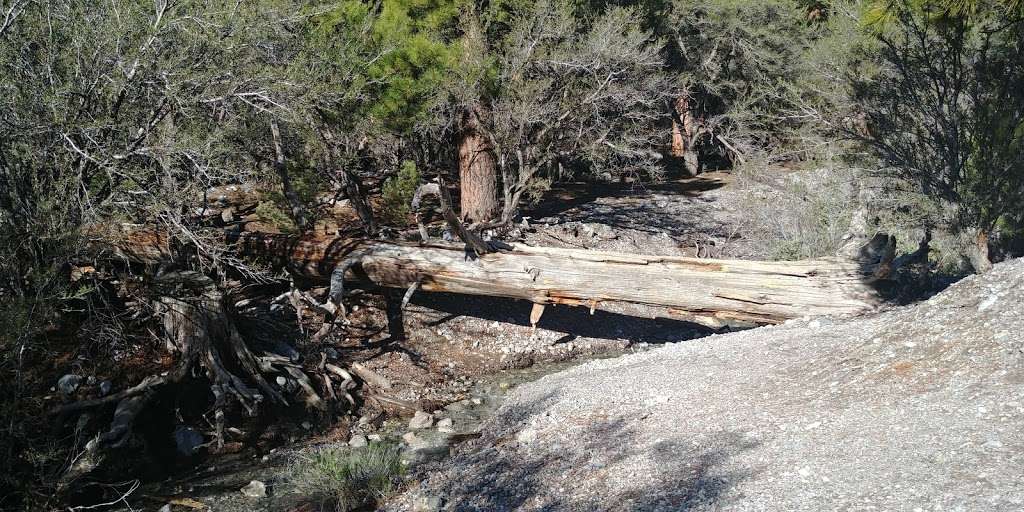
239 235 883 324
100 227 882 325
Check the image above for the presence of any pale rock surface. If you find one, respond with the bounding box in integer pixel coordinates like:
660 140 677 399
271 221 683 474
239 480 266 499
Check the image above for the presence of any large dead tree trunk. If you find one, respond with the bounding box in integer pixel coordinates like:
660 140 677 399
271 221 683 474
320 241 880 326
107 228 882 326
457 104 498 223
120 231 883 325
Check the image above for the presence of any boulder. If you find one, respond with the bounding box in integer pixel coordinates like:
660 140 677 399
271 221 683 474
409 410 434 430
436 418 454 434
402 431 451 466
240 480 266 499
57 374 82 396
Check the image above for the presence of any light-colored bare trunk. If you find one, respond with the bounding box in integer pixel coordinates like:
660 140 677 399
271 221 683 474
113 232 879 328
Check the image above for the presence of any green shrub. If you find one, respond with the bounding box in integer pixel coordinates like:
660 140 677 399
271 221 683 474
257 167 327 233
853 2 1024 271
380 161 421 225
255 200 297 233
288 442 404 511
736 166 858 261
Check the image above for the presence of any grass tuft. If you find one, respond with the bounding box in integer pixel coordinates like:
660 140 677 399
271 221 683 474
288 441 405 511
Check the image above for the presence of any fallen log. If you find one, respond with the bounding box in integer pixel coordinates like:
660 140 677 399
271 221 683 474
97 228 880 327
102 227 882 326
321 240 881 326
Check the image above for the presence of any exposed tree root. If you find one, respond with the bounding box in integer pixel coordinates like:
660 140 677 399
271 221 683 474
52 273 370 489
53 375 167 417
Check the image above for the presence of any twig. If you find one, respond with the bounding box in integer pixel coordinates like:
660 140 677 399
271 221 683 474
400 279 421 311
51 375 166 416
67 480 139 511
411 180 494 255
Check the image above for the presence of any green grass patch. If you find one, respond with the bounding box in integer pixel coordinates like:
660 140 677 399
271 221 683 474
288 441 405 511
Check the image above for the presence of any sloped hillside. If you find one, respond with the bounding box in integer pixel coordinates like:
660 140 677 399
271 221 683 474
390 259 1024 511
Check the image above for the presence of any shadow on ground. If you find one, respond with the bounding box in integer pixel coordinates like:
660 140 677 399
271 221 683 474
426 390 760 511
528 175 728 221
408 292 714 345
525 176 735 246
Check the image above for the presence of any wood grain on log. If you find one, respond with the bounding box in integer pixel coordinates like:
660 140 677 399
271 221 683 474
100 227 881 324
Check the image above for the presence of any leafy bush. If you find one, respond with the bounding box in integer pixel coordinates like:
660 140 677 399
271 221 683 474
666 0 838 167
736 165 858 261
288 442 404 511
255 200 298 233
380 161 421 225
853 2 1024 271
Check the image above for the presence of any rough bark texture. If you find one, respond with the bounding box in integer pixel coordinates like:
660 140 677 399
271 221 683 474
270 120 308 231
671 95 700 176
968 229 993 273
458 105 498 223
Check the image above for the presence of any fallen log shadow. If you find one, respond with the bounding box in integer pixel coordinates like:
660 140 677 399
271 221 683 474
406 291 716 345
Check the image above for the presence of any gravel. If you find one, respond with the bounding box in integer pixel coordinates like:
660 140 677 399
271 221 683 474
387 258 1024 511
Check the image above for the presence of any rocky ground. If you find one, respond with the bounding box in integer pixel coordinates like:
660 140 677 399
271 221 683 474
385 257 1024 511
520 171 761 259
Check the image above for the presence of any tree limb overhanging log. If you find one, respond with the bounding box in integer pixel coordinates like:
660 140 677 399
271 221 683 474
411 180 493 255
270 120 309 231
105 227 884 326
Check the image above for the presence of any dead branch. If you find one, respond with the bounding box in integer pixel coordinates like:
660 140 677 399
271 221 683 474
411 180 493 255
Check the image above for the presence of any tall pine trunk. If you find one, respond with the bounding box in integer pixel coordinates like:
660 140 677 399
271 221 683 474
967 228 993 273
671 95 700 176
457 104 498 223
